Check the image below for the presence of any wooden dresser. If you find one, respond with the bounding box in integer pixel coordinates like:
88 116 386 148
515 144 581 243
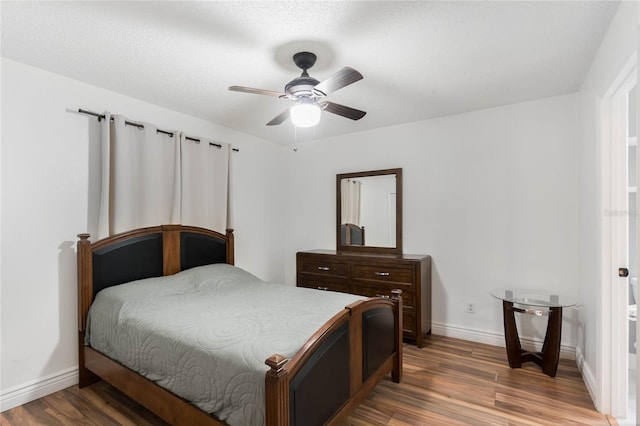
296 249 431 347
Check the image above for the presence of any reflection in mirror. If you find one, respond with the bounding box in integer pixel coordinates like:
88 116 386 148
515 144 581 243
340 175 396 247
337 168 402 254
341 223 365 245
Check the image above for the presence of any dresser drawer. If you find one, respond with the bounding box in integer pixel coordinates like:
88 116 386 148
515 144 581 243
299 258 349 277
402 310 417 337
352 285 415 309
351 264 414 284
299 276 350 293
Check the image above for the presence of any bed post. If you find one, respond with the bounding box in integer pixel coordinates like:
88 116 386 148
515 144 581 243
348 304 363 396
77 233 99 387
226 229 234 265
391 289 403 383
265 354 289 426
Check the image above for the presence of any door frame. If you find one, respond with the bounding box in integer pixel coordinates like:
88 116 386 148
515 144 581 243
599 52 637 418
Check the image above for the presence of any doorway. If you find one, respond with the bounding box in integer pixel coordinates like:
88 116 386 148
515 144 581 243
606 57 637 425
625 82 638 425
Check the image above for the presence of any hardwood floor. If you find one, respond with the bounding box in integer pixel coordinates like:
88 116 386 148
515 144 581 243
1 335 617 426
349 336 616 425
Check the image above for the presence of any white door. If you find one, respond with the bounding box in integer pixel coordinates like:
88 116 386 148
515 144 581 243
607 60 637 425
625 82 638 425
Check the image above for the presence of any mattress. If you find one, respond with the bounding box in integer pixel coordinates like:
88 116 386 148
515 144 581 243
85 263 364 426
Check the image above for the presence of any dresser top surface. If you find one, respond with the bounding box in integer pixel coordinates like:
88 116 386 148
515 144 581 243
298 249 430 262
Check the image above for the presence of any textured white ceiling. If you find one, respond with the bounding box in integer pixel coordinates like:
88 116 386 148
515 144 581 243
1 1 619 144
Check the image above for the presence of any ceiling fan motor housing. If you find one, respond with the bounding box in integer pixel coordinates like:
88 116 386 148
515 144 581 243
285 52 322 98
285 76 320 98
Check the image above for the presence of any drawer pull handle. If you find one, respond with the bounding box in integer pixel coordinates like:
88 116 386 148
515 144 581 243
317 286 329 291
374 272 390 276
318 266 330 271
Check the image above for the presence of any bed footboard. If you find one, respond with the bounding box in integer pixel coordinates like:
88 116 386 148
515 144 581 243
265 291 402 426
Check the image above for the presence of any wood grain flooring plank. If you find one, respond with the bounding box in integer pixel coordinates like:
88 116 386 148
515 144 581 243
20 399 66 426
0 406 34 426
41 390 101 426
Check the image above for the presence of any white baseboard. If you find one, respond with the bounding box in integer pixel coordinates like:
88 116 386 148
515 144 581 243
430 321 576 360
575 345 599 411
0 367 78 412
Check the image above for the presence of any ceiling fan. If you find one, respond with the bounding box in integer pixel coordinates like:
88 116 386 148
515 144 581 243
229 52 366 128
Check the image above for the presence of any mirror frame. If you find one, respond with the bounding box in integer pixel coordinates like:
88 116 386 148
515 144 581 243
336 168 402 255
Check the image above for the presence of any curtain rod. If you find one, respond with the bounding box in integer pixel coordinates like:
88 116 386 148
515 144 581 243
78 108 239 152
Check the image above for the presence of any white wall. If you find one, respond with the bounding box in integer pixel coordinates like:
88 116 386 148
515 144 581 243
0 58 285 410
283 93 580 350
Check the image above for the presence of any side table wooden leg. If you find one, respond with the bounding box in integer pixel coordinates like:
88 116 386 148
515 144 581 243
541 306 562 377
503 301 522 368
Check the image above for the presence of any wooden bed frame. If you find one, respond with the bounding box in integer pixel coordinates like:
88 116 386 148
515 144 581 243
77 224 403 426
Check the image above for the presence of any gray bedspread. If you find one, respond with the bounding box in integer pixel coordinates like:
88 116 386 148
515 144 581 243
85 263 364 426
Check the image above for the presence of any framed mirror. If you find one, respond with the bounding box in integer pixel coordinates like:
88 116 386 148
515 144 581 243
336 168 402 254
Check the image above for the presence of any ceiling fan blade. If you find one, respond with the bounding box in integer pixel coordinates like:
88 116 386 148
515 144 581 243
321 102 366 121
266 109 290 126
229 85 285 98
313 67 363 96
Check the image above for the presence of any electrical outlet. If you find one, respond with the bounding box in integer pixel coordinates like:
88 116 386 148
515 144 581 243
466 303 475 313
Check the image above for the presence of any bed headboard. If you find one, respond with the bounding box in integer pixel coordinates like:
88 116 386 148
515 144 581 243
77 224 234 332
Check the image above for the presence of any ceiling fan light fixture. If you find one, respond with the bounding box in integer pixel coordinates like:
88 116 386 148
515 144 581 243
290 102 321 127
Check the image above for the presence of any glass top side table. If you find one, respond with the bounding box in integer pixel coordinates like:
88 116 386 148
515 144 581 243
491 288 577 377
